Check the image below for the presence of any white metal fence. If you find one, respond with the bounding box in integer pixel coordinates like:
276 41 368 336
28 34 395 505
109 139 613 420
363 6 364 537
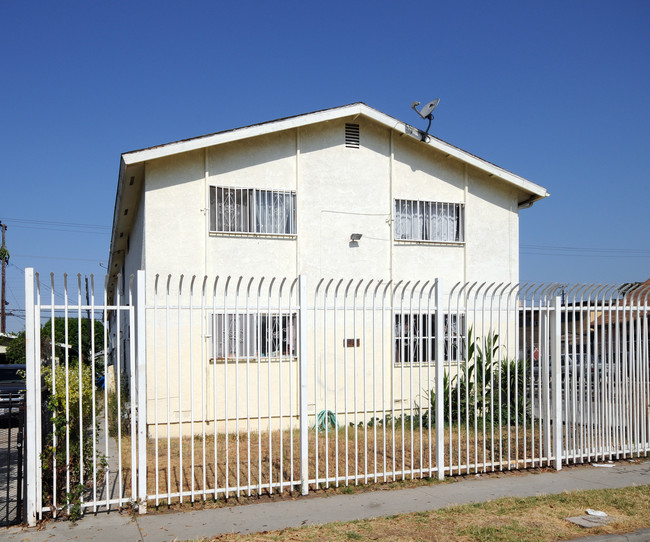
23 270 650 524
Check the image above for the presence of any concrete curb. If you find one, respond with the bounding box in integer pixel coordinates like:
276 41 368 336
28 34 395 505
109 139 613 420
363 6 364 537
571 528 650 541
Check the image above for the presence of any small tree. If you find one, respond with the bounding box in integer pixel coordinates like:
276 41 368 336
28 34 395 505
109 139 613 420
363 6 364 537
40 317 105 366
6 319 105 373
5 331 26 364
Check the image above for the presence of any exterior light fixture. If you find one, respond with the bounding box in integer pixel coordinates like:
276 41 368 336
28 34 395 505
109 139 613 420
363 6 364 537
350 233 362 242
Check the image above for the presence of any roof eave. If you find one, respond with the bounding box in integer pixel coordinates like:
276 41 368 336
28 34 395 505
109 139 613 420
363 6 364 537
107 157 127 283
122 103 367 165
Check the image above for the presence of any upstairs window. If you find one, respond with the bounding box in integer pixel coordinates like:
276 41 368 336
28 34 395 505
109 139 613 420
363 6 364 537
209 186 296 235
394 199 464 243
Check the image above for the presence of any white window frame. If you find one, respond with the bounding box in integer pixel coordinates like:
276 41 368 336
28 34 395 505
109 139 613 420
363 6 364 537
394 199 464 243
209 186 297 235
209 312 297 361
394 313 465 364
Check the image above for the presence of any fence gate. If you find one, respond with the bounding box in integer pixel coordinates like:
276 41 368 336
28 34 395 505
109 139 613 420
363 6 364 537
24 269 145 525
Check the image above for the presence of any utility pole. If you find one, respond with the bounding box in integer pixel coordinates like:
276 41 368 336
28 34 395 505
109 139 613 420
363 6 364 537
0 221 8 334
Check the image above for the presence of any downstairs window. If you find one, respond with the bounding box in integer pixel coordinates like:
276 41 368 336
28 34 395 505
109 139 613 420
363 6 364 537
210 313 297 360
394 313 465 363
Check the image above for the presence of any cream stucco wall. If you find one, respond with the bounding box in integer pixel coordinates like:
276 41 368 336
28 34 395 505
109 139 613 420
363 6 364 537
139 116 519 291
132 115 524 434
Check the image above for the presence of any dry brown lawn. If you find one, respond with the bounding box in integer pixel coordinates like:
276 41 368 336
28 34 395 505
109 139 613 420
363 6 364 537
115 423 551 503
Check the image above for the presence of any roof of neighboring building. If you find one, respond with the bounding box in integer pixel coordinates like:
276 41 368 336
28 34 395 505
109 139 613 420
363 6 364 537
108 102 550 285
0 333 18 347
594 278 650 325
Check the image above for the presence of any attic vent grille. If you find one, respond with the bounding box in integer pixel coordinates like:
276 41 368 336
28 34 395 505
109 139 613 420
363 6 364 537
345 123 360 148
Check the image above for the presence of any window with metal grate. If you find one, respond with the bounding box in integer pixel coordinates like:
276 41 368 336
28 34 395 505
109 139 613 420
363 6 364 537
209 186 296 235
345 123 360 148
394 199 465 243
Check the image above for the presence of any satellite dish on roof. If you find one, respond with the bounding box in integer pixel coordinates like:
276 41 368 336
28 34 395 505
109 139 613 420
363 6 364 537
411 99 439 119
410 98 440 141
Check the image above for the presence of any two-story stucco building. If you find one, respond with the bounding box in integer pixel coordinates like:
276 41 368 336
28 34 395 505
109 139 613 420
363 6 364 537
107 102 548 434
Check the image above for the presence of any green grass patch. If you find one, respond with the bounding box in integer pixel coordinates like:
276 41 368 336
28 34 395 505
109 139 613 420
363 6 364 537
209 484 650 542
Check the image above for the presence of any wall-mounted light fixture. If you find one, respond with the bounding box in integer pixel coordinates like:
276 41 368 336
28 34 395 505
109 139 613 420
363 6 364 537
350 233 362 242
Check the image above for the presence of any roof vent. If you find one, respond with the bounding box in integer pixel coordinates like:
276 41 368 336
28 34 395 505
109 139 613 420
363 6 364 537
345 123 360 148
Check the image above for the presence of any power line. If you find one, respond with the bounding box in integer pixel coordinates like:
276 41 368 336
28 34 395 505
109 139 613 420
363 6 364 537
1 217 109 230
1 217 110 235
7 283 20 306
7 225 109 235
9 262 65 301
6 313 25 321
522 244 650 254
13 253 104 263
522 252 650 259
521 244 650 258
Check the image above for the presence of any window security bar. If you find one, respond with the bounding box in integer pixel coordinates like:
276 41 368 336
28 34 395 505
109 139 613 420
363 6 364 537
209 186 296 235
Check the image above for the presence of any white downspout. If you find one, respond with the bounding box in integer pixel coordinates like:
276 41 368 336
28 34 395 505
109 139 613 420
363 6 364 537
295 128 301 277
204 148 208 278
389 130 394 284
463 163 468 284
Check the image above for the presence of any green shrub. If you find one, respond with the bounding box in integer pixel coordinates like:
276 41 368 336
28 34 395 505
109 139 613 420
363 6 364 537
40 362 104 519
427 329 530 428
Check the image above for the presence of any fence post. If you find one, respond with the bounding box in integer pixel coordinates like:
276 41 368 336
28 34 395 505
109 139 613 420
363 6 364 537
24 268 37 526
435 279 445 480
298 275 309 495
550 295 563 470
136 270 148 513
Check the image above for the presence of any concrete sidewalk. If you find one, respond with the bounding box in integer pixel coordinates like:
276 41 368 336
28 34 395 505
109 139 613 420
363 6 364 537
4 460 650 542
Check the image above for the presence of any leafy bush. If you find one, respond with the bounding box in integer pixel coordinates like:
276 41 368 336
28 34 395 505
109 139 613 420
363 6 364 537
40 362 104 519
427 329 530 428
5 331 26 364
353 329 530 432
496 358 530 424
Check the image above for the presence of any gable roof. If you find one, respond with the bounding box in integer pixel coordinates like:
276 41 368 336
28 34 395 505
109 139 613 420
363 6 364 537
120 102 548 202
109 102 549 284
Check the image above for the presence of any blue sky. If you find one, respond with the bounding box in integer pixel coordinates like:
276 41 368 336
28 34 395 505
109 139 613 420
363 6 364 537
1 0 648 333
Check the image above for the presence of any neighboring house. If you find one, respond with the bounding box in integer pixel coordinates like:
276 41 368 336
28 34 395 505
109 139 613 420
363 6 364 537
518 279 650 367
592 279 650 359
106 102 549 433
